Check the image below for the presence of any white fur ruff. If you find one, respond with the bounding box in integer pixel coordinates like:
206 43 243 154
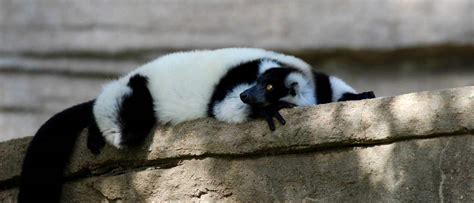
258 59 281 73
93 80 131 148
213 84 254 123
329 76 356 101
280 72 316 106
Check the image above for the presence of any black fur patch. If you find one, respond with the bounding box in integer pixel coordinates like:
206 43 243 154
117 74 157 146
338 91 376 102
241 67 302 118
19 100 95 203
256 67 299 103
313 71 333 104
87 116 105 155
207 59 262 116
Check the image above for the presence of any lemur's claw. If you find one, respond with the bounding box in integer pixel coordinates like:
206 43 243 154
87 131 106 155
87 140 104 155
264 102 295 131
254 101 296 131
265 116 276 131
275 112 286 125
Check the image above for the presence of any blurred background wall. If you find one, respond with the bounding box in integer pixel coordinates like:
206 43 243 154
1 0 473 141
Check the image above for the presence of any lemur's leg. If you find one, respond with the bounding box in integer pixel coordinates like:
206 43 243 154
87 75 156 154
117 74 157 147
87 119 105 154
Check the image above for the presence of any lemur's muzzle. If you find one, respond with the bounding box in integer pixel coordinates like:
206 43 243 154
240 92 252 104
240 86 266 105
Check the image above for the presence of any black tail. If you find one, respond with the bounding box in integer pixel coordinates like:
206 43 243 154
18 100 95 203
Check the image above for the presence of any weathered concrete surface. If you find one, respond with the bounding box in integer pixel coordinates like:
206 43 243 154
4 135 473 202
1 86 474 201
1 138 473 202
52 135 474 202
1 0 473 53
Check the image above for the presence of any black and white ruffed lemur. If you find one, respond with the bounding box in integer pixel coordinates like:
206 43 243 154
18 48 375 202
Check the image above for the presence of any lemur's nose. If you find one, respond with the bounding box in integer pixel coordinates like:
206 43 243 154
240 92 250 103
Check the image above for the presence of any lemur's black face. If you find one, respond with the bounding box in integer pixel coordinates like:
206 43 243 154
240 68 298 106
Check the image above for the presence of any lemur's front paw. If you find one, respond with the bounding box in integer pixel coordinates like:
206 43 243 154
87 130 106 155
260 101 296 131
87 140 104 155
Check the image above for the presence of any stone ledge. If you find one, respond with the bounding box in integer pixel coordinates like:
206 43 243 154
52 135 474 202
1 86 474 189
2 134 473 202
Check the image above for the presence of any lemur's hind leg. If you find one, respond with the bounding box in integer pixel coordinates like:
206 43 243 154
117 74 157 147
87 119 106 154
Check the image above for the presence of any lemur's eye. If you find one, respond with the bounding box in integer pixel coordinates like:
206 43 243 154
266 84 273 91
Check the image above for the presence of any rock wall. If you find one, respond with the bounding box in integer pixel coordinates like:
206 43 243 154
1 87 473 202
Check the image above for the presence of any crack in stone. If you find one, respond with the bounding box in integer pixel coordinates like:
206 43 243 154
438 138 450 203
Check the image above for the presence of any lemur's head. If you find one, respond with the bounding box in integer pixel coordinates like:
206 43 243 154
240 67 304 106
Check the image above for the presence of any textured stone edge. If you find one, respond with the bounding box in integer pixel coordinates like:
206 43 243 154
1 86 474 190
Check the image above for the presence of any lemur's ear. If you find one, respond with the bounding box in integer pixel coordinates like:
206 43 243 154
289 82 299 96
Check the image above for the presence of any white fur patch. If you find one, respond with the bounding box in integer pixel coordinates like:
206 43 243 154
280 72 316 106
329 76 356 101
93 80 131 148
258 59 281 74
213 84 253 123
